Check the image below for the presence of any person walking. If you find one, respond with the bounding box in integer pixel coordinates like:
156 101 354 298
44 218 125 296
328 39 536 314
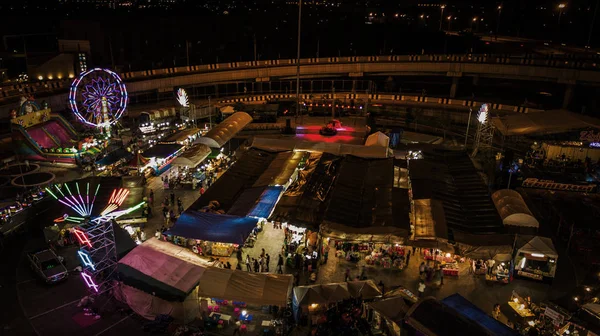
417 281 426 298
260 248 266 258
412 245 416 254
199 186 205 195
265 253 271 272
177 197 183 214
253 258 259 272
276 254 284 274
170 191 175 206
245 255 251 272
344 268 351 281
406 250 411 266
419 262 426 277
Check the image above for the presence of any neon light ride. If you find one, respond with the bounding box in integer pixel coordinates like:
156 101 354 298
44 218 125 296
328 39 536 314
46 182 145 294
68 68 128 137
176 88 189 108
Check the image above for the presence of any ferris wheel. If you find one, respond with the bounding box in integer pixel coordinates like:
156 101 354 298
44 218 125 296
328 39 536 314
68 68 128 129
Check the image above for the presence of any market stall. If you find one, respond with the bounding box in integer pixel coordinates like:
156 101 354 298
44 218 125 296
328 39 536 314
514 236 558 281
164 210 258 257
139 143 185 176
501 291 537 331
95 148 133 175
332 240 408 270
366 296 411 336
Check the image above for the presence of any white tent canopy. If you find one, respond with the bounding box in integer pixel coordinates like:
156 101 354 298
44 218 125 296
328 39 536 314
492 189 539 228
172 144 211 168
517 236 558 259
365 131 390 148
196 112 252 148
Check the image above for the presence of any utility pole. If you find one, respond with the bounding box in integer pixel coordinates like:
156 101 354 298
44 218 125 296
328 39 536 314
496 4 503 35
208 96 212 129
109 37 115 69
331 86 335 120
587 0 599 48
295 0 303 123
186 40 190 67
439 5 446 31
464 108 472 147
253 34 257 62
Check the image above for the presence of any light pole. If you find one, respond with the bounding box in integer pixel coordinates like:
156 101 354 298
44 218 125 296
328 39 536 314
471 17 477 31
439 5 446 31
587 0 599 48
464 108 472 147
496 4 502 35
295 0 303 123
447 16 452 31
558 3 566 25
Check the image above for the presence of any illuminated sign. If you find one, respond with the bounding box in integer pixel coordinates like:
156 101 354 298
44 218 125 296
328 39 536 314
522 178 596 193
81 271 99 292
589 142 600 148
77 250 96 271
73 228 92 248
580 130 600 142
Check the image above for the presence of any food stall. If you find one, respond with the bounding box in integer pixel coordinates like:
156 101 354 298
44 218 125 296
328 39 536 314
422 248 463 277
333 241 407 270
514 236 558 281
503 291 537 328
485 254 513 284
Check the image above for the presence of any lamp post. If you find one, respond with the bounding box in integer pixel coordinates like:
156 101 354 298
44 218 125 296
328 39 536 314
587 0 599 48
558 3 566 25
295 0 303 123
439 5 446 31
496 4 503 35
464 107 473 147
471 17 477 31
447 16 453 31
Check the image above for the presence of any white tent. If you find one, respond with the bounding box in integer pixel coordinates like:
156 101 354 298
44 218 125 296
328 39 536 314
365 131 390 148
172 144 211 168
517 236 558 259
492 189 539 228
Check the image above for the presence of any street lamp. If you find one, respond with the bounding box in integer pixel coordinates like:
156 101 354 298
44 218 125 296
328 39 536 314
496 4 503 34
447 15 452 31
295 0 302 123
471 17 477 31
558 3 566 25
439 5 446 31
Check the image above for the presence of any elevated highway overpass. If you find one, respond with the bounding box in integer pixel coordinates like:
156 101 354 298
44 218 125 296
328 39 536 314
2 54 600 116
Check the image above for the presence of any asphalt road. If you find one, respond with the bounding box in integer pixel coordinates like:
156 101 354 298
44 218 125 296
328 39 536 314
0 194 150 336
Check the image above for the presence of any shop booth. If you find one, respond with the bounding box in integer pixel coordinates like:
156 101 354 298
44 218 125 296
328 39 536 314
170 144 212 189
459 244 514 284
514 236 558 281
139 144 185 176
293 281 382 326
95 148 133 175
320 221 409 271
117 239 293 327
366 296 412 336
164 210 258 257
405 295 518 336
500 291 538 333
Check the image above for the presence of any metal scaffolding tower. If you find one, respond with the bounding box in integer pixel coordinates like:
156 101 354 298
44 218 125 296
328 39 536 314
471 103 494 157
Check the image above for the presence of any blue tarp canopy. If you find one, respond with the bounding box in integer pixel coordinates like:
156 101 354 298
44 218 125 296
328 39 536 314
441 294 518 336
142 144 184 159
165 211 258 245
96 148 133 167
248 186 283 219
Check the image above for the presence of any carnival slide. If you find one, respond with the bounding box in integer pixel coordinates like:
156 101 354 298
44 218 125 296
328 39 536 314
11 115 79 163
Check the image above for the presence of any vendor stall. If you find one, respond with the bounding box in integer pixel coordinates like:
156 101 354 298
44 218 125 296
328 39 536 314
139 144 185 176
164 210 258 257
514 236 558 281
333 240 408 270
501 291 537 333
366 296 411 336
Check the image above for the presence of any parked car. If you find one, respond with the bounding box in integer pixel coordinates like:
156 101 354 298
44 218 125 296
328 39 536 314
27 249 68 284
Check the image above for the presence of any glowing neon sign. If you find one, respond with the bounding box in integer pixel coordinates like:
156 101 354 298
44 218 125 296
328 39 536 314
101 188 130 215
81 271 99 292
77 250 96 271
73 228 92 248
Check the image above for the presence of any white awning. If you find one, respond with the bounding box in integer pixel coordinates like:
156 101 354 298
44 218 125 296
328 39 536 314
492 189 539 228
